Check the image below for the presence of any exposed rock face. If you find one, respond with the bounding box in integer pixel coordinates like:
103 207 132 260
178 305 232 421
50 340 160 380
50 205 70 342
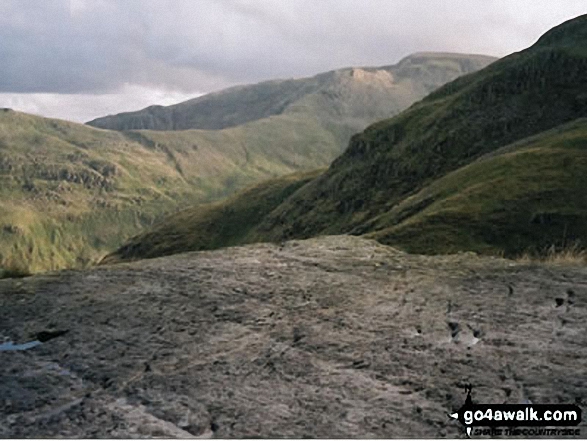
1 235 585 438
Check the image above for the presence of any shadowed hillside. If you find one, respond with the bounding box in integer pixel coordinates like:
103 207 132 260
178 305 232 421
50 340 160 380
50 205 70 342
364 119 587 256
101 170 322 264
104 121 587 263
251 14 587 241
87 55 496 210
106 15 587 263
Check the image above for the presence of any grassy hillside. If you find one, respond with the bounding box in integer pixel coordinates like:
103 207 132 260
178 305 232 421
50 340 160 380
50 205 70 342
0 111 326 274
0 110 190 274
88 53 495 175
104 120 587 262
0 52 494 275
364 119 587 256
101 169 322 264
87 54 496 210
106 15 587 263
249 14 587 241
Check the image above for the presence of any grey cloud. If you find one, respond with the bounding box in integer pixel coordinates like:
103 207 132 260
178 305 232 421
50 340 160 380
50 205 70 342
0 84 198 122
0 0 585 95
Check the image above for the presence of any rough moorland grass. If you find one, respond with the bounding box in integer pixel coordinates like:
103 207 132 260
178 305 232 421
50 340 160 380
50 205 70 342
102 169 323 263
0 110 347 273
0 260 31 279
516 242 587 265
109 119 587 262
365 119 587 256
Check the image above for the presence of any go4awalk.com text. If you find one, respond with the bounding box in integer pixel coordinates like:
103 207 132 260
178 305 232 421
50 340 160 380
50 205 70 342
449 385 582 437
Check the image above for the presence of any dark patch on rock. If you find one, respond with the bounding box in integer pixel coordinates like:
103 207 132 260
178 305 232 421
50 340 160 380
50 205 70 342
447 321 460 339
35 329 69 343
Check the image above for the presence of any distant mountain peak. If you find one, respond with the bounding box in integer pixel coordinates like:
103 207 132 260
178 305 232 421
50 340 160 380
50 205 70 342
86 52 496 132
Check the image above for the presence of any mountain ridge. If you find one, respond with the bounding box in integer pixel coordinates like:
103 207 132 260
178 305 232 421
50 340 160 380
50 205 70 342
105 14 587 263
87 52 496 132
249 13 587 241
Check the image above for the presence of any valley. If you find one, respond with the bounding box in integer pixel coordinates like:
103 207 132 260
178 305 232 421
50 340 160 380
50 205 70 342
0 53 493 274
1 10 586 440
107 14 587 264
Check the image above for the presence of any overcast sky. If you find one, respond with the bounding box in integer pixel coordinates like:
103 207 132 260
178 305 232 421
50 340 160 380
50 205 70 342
0 0 585 122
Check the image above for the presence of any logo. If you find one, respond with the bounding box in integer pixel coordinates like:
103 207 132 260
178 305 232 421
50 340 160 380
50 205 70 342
449 385 582 437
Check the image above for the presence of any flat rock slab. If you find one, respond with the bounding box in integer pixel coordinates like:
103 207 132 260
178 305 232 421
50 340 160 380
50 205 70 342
1 235 586 438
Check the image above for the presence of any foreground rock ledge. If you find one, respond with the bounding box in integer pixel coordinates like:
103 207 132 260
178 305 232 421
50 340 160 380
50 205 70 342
1 235 585 438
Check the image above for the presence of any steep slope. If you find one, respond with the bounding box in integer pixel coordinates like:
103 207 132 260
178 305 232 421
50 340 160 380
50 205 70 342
364 119 587 256
86 55 495 166
107 15 587 262
104 120 587 262
251 15 587 242
0 111 324 274
101 170 322 264
1 53 495 274
87 53 496 132
105 118 587 262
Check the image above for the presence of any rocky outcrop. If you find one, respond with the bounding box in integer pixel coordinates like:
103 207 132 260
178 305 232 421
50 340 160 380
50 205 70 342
0 235 585 437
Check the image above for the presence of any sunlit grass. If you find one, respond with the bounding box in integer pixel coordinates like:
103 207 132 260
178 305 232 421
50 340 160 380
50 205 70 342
516 242 587 265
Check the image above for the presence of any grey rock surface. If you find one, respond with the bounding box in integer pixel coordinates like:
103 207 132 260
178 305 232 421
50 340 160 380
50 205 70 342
0 235 585 438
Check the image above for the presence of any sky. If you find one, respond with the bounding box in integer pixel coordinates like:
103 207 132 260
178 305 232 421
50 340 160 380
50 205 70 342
0 0 585 122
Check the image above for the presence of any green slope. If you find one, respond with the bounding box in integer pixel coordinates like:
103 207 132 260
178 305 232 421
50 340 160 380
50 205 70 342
0 52 494 275
0 110 193 274
87 54 495 184
106 15 587 263
0 111 326 274
101 169 322 264
364 119 587 256
104 120 587 262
